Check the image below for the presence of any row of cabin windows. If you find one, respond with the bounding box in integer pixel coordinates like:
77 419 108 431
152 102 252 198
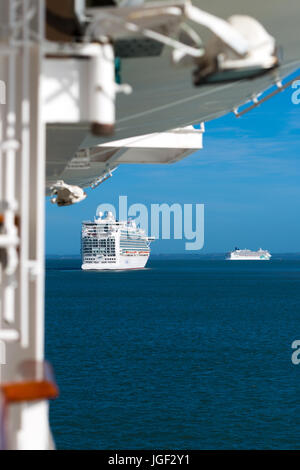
84 259 116 263
84 239 115 244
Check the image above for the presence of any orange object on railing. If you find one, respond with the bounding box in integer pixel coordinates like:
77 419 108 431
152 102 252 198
0 360 58 449
0 361 58 450
1 360 59 403
0 214 20 227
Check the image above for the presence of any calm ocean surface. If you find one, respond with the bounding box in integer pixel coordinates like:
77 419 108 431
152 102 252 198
45 259 300 449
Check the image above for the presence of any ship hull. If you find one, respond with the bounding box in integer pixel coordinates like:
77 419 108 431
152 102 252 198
81 255 149 270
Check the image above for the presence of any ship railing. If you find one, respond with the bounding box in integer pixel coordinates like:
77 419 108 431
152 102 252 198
0 360 58 450
0 0 58 449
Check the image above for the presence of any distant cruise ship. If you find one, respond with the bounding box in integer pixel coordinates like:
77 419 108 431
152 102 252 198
227 248 271 260
81 212 154 270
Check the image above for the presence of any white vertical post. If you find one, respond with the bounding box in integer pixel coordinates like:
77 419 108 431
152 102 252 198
20 0 30 348
34 0 46 363
3 0 18 325
1 0 54 449
90 41 115 136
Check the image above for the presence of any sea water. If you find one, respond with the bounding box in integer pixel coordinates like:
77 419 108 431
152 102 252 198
45 259 300 449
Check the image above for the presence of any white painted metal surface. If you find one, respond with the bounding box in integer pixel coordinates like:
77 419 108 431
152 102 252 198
51 125 204 189
0 0 54 450
43 0 300 191
89 41 116 131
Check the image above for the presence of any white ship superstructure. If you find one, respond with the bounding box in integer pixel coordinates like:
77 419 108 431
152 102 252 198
81 212 153 270
227 248 271 260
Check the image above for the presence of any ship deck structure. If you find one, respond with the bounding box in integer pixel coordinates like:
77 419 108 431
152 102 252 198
81 211 153 270
227 248 271 260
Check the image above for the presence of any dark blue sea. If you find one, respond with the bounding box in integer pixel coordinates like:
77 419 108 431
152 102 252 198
45 259 300 450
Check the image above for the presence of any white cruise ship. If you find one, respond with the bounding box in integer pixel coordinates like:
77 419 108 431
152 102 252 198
81 212 154 270
227 248 271 260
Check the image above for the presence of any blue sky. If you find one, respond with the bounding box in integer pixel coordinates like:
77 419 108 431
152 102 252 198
46 69 300 255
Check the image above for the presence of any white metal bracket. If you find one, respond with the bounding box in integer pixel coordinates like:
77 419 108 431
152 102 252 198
85 1 249 58
50 180 87 206
233 74 300 118
90 167 118 189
